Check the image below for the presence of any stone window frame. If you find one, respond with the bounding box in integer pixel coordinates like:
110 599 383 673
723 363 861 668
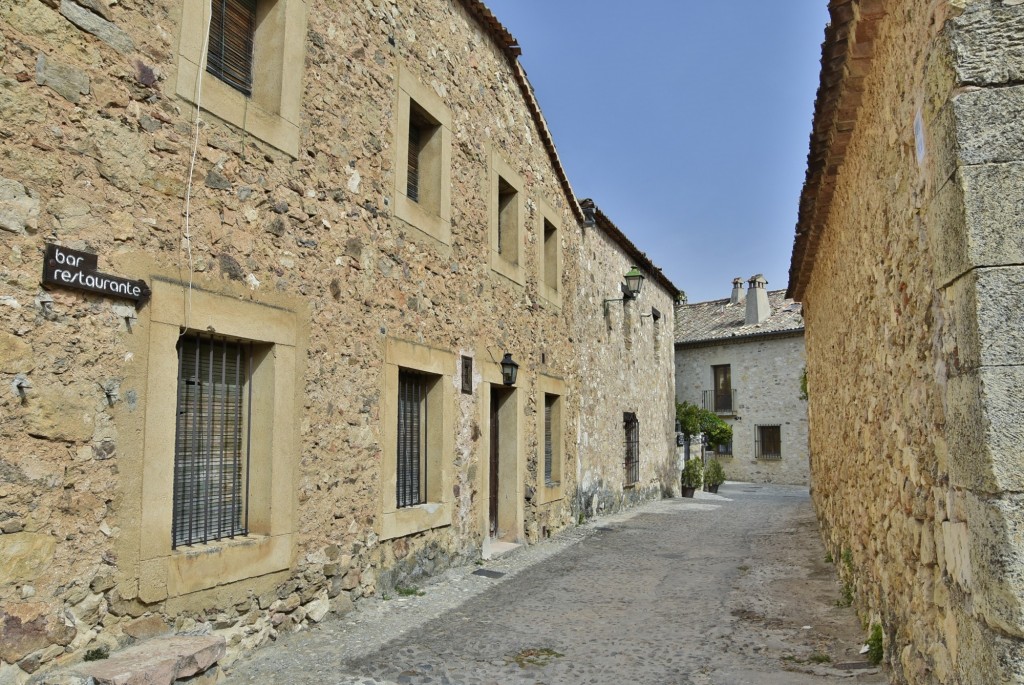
536 199 562 308
380 339 454 541
537 374 565 504
488 149 525 286
392 66 453 247
138 278 302 603
173 0 308 157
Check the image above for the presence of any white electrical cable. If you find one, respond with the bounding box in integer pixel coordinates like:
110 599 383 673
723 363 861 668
181 3 213 336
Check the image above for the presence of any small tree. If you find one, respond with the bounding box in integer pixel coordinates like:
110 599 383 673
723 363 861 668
675 401 733 451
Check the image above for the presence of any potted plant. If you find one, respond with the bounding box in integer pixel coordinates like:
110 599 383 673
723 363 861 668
680 457 703 497
704 458 726 493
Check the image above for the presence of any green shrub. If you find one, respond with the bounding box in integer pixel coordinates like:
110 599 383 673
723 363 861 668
680 458 703 489
84 646 109 662
867 624 884 665
704 459 726 487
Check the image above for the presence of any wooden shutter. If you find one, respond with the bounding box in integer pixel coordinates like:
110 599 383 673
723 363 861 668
206 0 256 96
397 371 426 508
173 334 251 548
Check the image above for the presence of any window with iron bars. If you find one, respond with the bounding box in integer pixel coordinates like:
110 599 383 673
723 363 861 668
172 334 252 548
396 370 430 508
624 412 640 485
755 424 782 460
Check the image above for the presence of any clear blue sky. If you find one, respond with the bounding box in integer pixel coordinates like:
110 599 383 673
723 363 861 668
483 1 830 303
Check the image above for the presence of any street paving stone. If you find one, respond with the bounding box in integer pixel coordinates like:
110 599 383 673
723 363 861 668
223 484 888 685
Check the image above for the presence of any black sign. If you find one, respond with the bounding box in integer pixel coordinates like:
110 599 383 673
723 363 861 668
42 244 150 303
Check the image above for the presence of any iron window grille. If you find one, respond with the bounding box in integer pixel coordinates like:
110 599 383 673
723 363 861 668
755 425 782 460
172 333 252 549
397 370 428 508
623 412 640 485
407 114 423 202
544 395 555 485
206 0 256 97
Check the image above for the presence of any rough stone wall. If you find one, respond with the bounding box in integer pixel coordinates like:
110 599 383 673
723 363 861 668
573 223 678 517
799 1 1024 682
0 0 677 679
675 334 808 485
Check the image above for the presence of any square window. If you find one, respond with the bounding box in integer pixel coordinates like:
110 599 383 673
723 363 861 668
174 0 307 156
624 412 640 485
394 67 452 246
756 425 782 460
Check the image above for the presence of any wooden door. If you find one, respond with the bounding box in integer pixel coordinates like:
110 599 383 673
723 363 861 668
489 387 500 538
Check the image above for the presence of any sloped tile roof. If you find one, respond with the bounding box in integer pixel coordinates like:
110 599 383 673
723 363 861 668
675 290 804 345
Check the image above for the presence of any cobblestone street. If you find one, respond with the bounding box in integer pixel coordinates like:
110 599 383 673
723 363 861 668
223 484 887 685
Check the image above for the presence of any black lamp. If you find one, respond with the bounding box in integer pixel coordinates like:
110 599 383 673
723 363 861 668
500 353 519 386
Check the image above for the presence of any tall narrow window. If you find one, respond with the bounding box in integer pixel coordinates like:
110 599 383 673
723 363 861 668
755 425 782 460
173 334 252 548
624 412 640 485
206 0 257 97
543 219 558 290
711 364 732 413
497 177 518 264
544 395 555 485
397 370 429 508
405 103 441 214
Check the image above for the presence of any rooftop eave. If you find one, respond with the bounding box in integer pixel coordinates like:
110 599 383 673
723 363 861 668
787 0 887 301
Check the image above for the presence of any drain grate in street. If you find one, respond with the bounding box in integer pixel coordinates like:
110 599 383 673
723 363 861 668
834 661 876 670
596 527 615 532
472 569 505 579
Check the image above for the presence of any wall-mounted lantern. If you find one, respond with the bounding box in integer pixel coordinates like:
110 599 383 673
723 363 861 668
500 353 519 386
603 266 646 316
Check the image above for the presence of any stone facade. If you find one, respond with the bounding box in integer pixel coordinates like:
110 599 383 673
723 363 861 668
675 284 807 486
0 0 679 680
788 1 1024 683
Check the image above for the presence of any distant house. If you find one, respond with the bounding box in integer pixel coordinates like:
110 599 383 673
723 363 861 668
674 276 808 485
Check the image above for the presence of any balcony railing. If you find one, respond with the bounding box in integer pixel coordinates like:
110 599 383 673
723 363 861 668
702 389 737 414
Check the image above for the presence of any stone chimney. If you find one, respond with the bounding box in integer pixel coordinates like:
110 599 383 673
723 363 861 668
745 274 770 325
730 277 745 305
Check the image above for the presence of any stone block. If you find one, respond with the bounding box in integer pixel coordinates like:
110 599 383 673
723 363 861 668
965 493 1024 639
0 603 75 664
0 332 34 374
0 534 56 587
58 0 134 54
952 4 1024 87
121 615 169 640
960 161 1024 270
953 84 1024 165
303 592 329 623
944 266 1024 371
35 53 89 104
23 385 95 443
0 177 41 235
72 636 224 685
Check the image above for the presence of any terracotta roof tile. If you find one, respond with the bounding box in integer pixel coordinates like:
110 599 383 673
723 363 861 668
674 290 804 345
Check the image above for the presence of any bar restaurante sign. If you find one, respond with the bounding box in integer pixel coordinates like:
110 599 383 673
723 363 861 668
42 243 151 303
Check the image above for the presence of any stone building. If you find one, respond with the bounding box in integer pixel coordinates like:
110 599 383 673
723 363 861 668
674 277 807 485
0 0 679 679
788 0 1024 682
